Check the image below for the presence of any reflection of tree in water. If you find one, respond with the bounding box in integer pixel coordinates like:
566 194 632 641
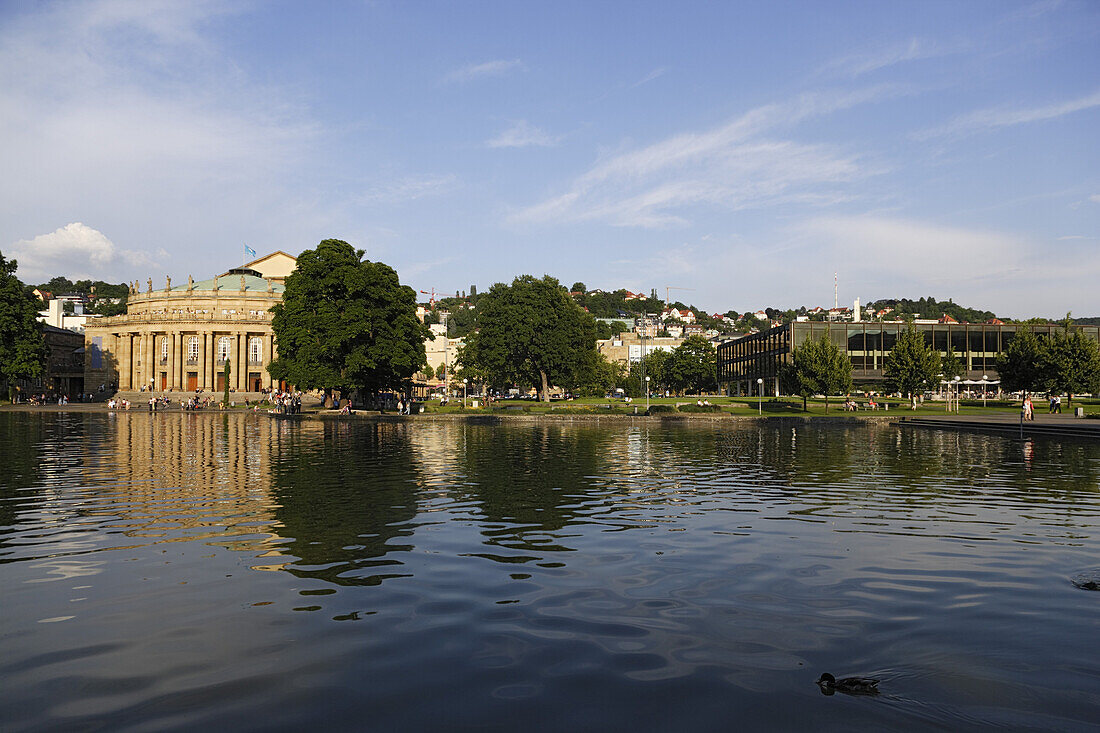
995 436 1100 502
270 421 422 586
452 425 618 554
0 413 47 537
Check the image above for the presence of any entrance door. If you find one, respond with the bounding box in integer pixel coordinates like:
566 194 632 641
186 372 198 391
216 372 226 391
160 373 167 390
249 373 261 392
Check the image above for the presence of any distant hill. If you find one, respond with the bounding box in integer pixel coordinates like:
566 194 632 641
868 297 995 323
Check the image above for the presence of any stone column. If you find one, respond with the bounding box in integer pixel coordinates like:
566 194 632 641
146 332 156 392
119 334 130 390
237 332 247 392
199 332 208 391
167 331 176 391
264 333 274 389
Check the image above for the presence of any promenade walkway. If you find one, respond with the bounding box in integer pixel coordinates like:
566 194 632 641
895 413 1100 441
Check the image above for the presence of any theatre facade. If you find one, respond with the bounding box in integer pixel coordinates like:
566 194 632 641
717 321 1100 396
83 252 296 394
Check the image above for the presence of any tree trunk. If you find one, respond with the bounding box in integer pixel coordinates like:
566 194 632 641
824 395 828 413
802 395 807 412
539 369 550 402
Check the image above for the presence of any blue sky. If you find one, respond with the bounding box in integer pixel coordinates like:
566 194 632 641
1 0 1097 318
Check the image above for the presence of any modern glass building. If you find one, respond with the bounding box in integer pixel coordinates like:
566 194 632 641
717 321 1100 395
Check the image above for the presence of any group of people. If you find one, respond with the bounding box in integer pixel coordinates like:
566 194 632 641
269 390 302 415
843 395 879 411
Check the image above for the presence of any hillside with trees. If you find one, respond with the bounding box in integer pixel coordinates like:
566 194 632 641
28 276 129 316
866 297 995 323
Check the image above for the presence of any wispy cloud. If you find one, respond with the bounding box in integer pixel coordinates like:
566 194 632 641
9 223 160 281
826 38 956 77
630 66 668 88
359 174 457 204
486 120 558 148
0 0 323 281
917 88 1100 139
443 58 523 83
780 214 1100 317
510 88 891 228
1090 194 1100 204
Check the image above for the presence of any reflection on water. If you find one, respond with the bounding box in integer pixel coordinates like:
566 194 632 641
1 413 1099 731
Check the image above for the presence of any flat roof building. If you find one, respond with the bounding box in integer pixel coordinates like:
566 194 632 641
717 321 1100 396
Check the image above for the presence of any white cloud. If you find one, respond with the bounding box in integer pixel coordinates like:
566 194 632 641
359 174 458 204
917 89 1100 139
443 59 523 83
1090 194 1100 204
8 223 158 281
511 88 890 228
749 214 1100 317
826 38 955 77
486 120 558 149
0 1 327 282
630 67 668 88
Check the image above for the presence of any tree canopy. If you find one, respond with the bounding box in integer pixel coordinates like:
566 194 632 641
268 239 428 399
781 333 852 411
1044 328 1100 401
459 275 596 401
0 252 48 400
883 324 941 408
995 327 1045 394
664 335 717 395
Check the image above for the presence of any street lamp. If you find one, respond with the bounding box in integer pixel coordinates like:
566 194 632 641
645 376 650 411
981 374 988 408
757 377 763 415
463 378 468 408
953 375 962 413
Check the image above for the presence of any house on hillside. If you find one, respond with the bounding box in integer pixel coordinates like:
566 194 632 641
661 308 696 324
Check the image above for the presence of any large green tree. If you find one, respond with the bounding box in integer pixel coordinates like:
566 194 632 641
268 239 428 401
883 325 941 409
624 348 672 397
664 335 717 395
995 327 1045 395
460 275 596 401
780 333 852 412
940 346 964 381
0 253 48 401
1044 328 1100 404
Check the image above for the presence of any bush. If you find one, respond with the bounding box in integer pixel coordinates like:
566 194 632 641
646 405 675 415
678 404 723 413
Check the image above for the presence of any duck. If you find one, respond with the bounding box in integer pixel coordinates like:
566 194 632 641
816 672 880 695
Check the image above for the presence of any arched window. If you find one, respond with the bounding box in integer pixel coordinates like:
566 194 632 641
217 336 231 363
249 337 263 364
187 336 199 364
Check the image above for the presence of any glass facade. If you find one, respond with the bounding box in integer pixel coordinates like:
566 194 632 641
717 322 1100 388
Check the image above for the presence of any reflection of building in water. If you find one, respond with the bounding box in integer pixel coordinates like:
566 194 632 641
95 413 288 557
84 252 297 394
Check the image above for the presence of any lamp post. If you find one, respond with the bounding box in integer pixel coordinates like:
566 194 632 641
981 374 988 408
953 375 961 413
757 377 763 415
645 376 650 411
463 378 468 409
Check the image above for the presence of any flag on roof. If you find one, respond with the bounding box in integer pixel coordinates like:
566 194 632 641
245 244 257 258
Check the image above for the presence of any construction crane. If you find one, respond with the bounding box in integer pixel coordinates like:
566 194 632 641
665 286 694 309
418 288 461 306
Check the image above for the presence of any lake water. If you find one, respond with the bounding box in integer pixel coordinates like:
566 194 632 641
2 412 1099 731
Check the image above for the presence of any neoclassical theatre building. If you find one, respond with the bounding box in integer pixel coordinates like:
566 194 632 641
84 252 297 394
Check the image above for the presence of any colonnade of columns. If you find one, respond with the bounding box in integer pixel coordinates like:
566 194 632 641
111 329 277 393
